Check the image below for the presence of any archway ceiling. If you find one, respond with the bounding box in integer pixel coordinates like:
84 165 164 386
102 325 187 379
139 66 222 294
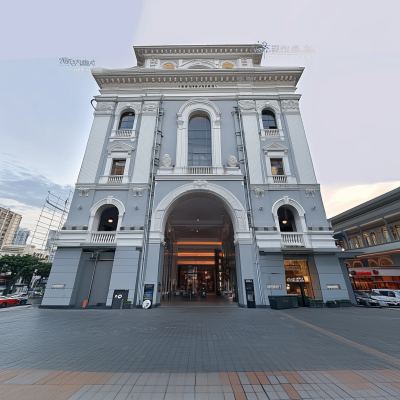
168 198 232 242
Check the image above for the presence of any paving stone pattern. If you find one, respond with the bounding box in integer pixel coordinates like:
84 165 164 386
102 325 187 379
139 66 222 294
1 306 400 399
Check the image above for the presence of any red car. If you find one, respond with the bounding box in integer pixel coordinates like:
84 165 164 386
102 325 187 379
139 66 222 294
0 296 20 308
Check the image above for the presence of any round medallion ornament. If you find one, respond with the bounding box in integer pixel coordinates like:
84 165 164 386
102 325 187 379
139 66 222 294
227 155 238 167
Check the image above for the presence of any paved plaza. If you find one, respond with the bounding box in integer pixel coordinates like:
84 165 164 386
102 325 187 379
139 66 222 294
2 306 400 399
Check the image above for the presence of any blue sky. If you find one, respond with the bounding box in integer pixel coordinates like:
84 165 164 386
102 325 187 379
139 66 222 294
1 0 399 231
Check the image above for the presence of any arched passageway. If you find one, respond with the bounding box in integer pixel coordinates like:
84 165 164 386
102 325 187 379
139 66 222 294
160 197 238 306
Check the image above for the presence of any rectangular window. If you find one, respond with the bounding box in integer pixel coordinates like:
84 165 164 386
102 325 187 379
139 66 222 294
270 159 284 175
111 159 126 175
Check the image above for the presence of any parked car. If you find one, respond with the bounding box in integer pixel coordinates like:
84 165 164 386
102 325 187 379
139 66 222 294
354 290 400 307
0 296 20 308
372 289 400 300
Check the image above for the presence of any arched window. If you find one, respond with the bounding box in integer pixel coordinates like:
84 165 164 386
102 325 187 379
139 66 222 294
353 261 363 268
380 258 394 266
278 207 296 232
162 63 175 69
363 233 372 246
381 228 391 242
98 207 119 231
370 232 378 245
262 110 277 129
118 112 135 130
390 226 399 240
222 62 234 69
368 259 378 267
188 114 211 166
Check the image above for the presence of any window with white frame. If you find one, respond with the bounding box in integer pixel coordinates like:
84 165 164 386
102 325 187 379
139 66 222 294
110 103 141 141
256 100 284 140
175 98 223 174
99 142 135 184
262 143 296 184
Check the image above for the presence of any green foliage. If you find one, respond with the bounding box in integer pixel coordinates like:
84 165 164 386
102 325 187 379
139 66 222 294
309 299 323 303
0 254 51 295
35 263 52 280
124 300 132 304
336 299 351 302
326 300 335 303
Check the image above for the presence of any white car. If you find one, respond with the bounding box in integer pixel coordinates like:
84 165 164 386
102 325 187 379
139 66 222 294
355 291 400 307
372 289 400 301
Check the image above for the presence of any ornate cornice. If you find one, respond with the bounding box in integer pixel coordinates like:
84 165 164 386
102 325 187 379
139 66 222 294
134 44 264 67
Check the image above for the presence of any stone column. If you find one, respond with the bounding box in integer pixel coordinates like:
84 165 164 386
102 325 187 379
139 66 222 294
77 101 116 184
281 100 317 184
238 100 264 184
131 101 159 183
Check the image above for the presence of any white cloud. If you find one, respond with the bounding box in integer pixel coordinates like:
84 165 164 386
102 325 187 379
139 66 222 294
0 198 42 232
322 181 400 219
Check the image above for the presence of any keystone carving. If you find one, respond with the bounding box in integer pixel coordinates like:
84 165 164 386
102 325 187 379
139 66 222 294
133 187 144 197
193 180 207 188
78 188 90 197
254 187 265 198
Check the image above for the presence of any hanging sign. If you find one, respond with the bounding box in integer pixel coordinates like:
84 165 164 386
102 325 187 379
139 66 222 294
287 277 305 283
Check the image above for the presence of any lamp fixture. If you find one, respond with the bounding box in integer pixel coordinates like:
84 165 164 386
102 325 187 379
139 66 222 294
108 219 113 223
197 216 199 221
282 220 287 224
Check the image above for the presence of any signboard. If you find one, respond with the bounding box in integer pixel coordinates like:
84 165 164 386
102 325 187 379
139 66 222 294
51 284 65 289
327 284 341 290
287 277 305 283
285 265 301 271
143 284 154 309
350 270 371 276
266 284 282 290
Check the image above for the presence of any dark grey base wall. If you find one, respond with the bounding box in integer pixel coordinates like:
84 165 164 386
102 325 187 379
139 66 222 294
41 248 83 307
106 247 141 306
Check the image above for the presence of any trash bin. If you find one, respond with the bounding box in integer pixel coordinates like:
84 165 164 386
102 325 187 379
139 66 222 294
268 295 299 310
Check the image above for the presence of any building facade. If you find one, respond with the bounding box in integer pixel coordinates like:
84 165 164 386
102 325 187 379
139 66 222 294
42 44 352 309
0 207 22 248
12 227 30 245
330 187 400 291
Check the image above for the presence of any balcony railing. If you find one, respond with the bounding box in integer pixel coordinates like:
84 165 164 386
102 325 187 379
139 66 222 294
262 129 280 137
186 166 215 174
115 129 134 138
90 232 116 244
281 233 304 247
272 175 288 184
108 175 124 184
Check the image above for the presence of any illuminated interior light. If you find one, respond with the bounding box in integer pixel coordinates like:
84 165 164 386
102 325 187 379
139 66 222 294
108 219 113 223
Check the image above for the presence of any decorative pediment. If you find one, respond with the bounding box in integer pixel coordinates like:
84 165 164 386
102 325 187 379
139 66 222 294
256 100 280 114
262 142 288 152
107 142 135 154
181 59 216 69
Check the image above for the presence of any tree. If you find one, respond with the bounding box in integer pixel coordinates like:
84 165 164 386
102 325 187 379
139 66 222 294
0 254 42 295
35 262 52 283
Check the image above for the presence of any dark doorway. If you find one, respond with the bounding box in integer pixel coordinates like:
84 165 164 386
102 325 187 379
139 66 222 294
98 207 118 231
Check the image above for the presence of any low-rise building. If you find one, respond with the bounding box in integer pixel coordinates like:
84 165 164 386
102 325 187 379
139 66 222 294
330 187 400 291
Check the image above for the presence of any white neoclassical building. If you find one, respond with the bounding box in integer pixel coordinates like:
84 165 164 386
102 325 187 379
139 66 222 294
42 44 353 309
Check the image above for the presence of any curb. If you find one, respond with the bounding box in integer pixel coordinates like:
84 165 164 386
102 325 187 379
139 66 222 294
0 305 32 312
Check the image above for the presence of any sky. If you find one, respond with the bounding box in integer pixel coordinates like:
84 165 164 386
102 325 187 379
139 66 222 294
0 0 399 232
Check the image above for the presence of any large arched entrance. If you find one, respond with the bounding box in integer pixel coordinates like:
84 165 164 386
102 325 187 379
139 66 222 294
161 197 237 306
146 181 252 307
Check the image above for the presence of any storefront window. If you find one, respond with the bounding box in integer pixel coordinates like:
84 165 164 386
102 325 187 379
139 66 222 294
284 260 314 299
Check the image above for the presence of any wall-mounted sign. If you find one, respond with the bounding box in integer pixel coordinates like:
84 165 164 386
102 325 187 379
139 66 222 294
267 284 282 290
327 284 341 290
51 284 65 289
285 265 301 271
350 270 371 276
287 277 305 283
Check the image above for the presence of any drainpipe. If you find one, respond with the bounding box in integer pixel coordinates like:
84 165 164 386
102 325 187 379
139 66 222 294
135 96 164 307
233 107 265 307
